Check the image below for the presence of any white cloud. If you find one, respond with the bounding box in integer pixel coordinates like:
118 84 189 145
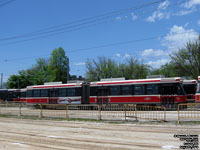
73 62 86 66
124 53 131 58
142 49 166 57
115 16 121 20
146 59 169 68
184 22 189 27
131 13 137 21
158 0 170 10
146 11 170 22
162 25 198 52
175 9 194 16
146 1 170 22
198 19 200 25
116 53 121 57
182 0 200 8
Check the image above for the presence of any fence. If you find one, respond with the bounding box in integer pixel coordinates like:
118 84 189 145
39 104 166 122
125 104 166 121
0 102 166 122
178 103 200 124
0 102 41 117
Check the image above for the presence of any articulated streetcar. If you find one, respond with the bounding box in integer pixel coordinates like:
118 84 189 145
24 77 186 108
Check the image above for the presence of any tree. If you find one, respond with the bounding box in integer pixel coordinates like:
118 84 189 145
6 75 20 89
48 47 69 83
151 63 179 77
6 70 32 89
124 57 150 79
85 56 150 81
86 57 119 81
170 35 200 79
27 58 49 85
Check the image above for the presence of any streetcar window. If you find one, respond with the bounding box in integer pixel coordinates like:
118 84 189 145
49 89 58 97
177 84 185 95
58 88 67 97
90 87 97 96
146 84 159 95
75 88 82 96
110 86 120 95
33 89 40 97
67 88 75 96
20 92 26 98
41 89 48 97
121 85 131 95
197 83 200 93
134 85 145 95
27 90 32 97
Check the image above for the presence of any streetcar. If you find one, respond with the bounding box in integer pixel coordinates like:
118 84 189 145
25 77 186 108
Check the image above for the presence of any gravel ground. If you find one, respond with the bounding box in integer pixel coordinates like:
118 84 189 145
0 117 199 150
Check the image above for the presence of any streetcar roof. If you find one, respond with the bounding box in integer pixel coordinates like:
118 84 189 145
20 88 27 92
27 82 83 89
90 77 181 86
182 80 197 84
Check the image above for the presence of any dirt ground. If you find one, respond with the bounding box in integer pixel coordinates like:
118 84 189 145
0 117 199 150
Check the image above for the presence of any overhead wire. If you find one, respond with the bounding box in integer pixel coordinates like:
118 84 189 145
0 0 16 8
1 28 199 63
0 0 190 46
0 0 164 42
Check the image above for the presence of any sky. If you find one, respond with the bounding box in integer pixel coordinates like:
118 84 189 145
0 0 200 82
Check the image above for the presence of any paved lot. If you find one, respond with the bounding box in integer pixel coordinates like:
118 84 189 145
0 117 199 150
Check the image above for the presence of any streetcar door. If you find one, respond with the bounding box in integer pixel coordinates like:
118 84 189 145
82 83 90 104
160 84 176 108
49 89 58 104
96 87 109 105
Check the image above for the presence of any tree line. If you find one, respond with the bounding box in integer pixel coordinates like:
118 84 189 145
6 35 200 89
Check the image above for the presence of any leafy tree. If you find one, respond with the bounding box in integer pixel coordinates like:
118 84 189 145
170 35 200 79
86 57 119 81
85 56 150 81
151 63 179 77
27 58 49 85
48 47 69 83
124 57 150 79
6 47 70 88
6 74 20 89
6 70 32 89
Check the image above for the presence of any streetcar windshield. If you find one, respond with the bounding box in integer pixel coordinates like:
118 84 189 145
160 83 185 95
183 84 197 95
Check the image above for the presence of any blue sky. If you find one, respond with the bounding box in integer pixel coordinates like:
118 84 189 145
0 0 200 82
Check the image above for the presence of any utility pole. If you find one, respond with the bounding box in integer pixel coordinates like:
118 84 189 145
0 73 3 89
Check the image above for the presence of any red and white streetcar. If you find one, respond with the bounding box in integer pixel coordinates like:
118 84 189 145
25 77 186 108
